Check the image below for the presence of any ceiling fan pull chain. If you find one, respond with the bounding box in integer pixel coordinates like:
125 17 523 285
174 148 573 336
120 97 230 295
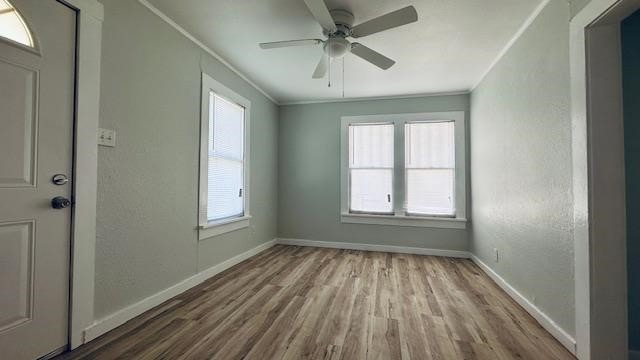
328 47 332 87
341 58 344 97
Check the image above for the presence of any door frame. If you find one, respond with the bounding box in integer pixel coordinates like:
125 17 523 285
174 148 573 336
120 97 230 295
570 0 640 358
56 0 103 350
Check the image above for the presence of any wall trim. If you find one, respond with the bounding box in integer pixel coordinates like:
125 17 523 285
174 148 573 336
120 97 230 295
62 0 104 349
279 91 470 106
470 255 577 355
276 238 470 258
83 239 277 343
81 236 579 355
137 0 278 105
570 0 639 358
470 0 551 91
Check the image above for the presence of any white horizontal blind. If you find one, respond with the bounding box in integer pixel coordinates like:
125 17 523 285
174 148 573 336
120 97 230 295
349 123 394 214
405 121 455 216
208 93 245 221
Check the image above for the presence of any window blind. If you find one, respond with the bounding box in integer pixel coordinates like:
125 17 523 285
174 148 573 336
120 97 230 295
405 121 455 216
348 123 394 214
208 93 244 221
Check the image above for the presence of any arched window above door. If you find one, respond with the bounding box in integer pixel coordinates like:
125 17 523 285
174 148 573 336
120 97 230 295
0 0 34 47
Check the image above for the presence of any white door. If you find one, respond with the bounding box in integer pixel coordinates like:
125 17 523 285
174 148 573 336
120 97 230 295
0 0 76 358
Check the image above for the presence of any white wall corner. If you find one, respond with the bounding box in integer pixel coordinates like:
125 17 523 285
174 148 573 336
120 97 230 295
136 0 278 105
64 0 104 21
470 0 551 91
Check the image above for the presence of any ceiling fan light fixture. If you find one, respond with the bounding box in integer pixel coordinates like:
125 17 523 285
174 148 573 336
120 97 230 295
324 37 350 58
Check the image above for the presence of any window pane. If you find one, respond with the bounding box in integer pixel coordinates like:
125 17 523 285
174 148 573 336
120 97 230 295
406 169 454 216
349 123 394 168
208 157 243 220
212 94 244 160
0 0 33 47
406 121 454 168
350 169 393 213
207 93 245 222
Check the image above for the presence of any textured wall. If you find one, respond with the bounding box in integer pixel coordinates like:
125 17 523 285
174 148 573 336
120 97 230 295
278 95 469 251
95 0 278 319
569 0 591 18
470 0 575 337
622 9 640 353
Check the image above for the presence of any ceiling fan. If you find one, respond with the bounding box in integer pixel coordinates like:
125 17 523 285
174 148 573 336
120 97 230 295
259 0 418 79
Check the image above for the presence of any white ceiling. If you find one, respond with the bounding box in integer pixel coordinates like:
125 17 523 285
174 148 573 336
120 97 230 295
146 0 543 104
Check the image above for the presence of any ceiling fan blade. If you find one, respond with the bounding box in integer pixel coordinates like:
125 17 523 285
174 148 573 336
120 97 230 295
350 6 418 38
260 39 323 49
312 54 329 78
303 0 338 33
350 43 395 70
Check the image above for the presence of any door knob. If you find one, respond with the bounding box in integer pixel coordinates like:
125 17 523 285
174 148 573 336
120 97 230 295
51 196 71 209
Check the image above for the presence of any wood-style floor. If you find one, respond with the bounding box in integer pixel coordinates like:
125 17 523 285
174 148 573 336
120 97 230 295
58 245 575 360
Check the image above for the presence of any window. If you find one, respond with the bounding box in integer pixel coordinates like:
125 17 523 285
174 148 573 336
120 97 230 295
340 112 466 229
0 0 34 47
199 73 250 239
349 123 394 214
405 121 455 216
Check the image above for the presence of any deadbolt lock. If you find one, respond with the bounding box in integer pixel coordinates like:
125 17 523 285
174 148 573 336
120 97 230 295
52 174 69 185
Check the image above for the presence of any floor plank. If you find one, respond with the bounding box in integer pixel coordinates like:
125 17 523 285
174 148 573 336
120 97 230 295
57 245 575 360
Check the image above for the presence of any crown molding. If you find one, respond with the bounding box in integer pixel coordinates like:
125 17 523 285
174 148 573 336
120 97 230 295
470 0 551 92
137 0 279 105
280 90 470 106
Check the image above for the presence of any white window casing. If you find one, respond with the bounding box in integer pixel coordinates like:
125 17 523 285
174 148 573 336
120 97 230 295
340 111 467 229
199 73 251 240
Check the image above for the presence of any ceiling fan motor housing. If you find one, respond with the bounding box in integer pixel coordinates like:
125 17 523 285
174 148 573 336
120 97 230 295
323 9 354 58
329 9 355 28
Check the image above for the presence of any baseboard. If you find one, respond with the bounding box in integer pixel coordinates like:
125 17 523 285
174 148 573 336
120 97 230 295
81 238 578 355
470 255 577 355
278 239 575 353
83 239 277 343
198 239 276 279
630 350 640 360
276 238 470 258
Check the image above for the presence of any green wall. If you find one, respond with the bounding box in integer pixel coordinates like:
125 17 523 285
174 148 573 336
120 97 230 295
278 95 469 251
95 0 278 319
470 0 575 337
622 9 640 353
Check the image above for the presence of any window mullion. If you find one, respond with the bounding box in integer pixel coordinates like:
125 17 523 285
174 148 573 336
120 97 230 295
393 120 405 216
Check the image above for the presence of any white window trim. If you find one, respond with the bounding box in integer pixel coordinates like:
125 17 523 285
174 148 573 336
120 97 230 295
199 73 251 240
340 111 467 229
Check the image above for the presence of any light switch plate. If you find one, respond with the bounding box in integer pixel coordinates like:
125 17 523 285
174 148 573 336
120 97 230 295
98 128 116 147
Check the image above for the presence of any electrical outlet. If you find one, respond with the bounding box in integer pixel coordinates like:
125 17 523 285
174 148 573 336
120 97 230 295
97 128 116 147
494 248 499 263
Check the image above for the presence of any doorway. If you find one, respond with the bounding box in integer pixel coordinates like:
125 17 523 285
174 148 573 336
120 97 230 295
0 0 76 358
622 8 640 358
571 0 640 358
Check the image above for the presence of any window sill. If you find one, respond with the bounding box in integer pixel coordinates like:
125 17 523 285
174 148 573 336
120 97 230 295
340 213 467 229
199 215 251 241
